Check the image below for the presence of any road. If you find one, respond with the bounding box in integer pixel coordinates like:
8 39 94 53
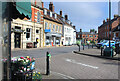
12 46 119 79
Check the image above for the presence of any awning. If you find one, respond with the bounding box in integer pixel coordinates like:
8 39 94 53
2 1 32 19
16 0 32 18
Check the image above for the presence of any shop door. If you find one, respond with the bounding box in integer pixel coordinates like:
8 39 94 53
15 33 21 48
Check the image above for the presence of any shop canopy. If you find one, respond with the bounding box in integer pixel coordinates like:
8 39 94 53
2 0 32 20
15 0 32 19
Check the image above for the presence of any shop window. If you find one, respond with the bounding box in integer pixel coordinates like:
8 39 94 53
36 29 39 34
45 22 48 29
46 36 50 45
37 11 40 23
26 28 31 40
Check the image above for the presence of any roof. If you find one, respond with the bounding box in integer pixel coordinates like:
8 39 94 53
99 16 120 28
42 8 62 24
57 14 73 27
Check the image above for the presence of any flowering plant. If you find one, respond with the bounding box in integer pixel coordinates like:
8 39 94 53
11 56 35 72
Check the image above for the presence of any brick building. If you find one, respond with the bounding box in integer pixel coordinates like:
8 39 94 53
76 29 98 44
98 15 120 41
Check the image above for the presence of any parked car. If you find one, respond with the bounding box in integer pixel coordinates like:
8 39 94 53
115 41 120 54
96 40 107 48
102 40 116 49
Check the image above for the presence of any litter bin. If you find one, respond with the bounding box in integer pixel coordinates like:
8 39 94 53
34 42 37 48
103 47 113 57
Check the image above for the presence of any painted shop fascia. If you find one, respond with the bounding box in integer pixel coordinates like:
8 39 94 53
11 18 43 49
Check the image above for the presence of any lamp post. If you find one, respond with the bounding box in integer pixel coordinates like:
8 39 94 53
109 0 111 48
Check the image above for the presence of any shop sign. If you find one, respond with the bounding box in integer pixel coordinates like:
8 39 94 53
11 28 24 33
45 29 51 33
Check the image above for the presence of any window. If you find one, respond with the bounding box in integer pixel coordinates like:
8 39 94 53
36 29 39 34
45 22 48 29
89 35 91 37
37 12 40 23
56 25 58 32
86 35 88 37
49 23 52 29
59 26 61 32
78 35 80 38
53 24 55 32
26 28 31 40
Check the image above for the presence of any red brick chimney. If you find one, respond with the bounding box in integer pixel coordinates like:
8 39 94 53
42 2 44 8
60 10 62 16
65 14 68 20
106 18 109 22
80 29 82 32
103 20 105 24
49 2 54 12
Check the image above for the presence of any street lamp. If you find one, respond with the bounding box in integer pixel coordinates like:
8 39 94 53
109 0 111 48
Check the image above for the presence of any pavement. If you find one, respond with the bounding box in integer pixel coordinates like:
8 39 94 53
12 45 119 80
73 47 120 61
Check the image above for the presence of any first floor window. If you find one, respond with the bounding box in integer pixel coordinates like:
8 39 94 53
26 28 31 40
45 22 48 29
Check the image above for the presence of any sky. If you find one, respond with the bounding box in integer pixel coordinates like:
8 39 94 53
43 1 118 32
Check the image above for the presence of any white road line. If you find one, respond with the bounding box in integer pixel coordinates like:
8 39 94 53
65 58 99 69
51 71 75 79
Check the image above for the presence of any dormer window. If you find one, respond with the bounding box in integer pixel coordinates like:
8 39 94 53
55 14 57 19
50 12 52 17
44 9 47 15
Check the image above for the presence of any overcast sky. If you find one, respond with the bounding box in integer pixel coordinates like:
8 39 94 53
43 2 118 32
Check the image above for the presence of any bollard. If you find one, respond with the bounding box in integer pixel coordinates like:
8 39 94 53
101 47 103 56
79 45 80 51
46 51 50 75
83 45 84 50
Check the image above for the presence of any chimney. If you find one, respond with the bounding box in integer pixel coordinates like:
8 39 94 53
103 20 105 24
106 18 109 22
80 29 82 32
65 15 68 20
49 2 54 12
60 10 62 16
42 2 44 8
114 14 119 18
73 26 75 29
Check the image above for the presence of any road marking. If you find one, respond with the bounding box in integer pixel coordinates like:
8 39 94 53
51 71 75 79
65 58 99 69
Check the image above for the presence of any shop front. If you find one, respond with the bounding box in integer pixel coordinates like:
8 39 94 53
45 32 61 47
